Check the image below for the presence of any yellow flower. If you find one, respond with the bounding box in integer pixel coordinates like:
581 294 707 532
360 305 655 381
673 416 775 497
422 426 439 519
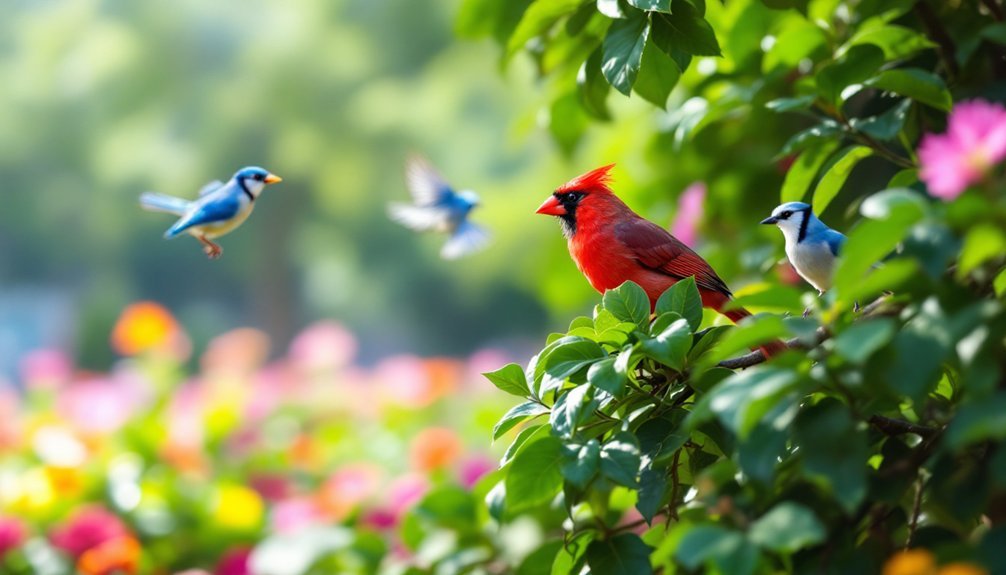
883 549 937 575
211 484 264 531
938 563 989 575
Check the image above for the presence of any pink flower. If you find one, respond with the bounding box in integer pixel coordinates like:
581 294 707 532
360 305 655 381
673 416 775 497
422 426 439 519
288 321 357 373
387 473 429 515
0 516 26 560
19 349 73 391
201 328 271 376
317 464 383 520
270 498 323 534
670 182 706 247
58 373 149 434
919 99 1006 199
215 547 251 575
458 455 495 489
49 507 129 558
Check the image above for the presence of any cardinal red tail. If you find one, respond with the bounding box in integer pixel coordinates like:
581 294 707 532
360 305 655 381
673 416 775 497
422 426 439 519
705 292 787 359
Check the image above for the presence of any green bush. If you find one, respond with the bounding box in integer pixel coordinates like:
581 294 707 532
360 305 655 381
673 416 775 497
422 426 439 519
463 0 1006 572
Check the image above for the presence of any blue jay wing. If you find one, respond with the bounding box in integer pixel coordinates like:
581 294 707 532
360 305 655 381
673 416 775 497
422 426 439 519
825 230 846 256
388 202 449 232
440 220 490 259
405 155 454 205
165 195 242 238
198 180 225 197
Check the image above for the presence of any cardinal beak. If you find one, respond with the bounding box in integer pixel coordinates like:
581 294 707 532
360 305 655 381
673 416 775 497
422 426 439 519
760 216 778 225
264 173 283 184
536 195 566 216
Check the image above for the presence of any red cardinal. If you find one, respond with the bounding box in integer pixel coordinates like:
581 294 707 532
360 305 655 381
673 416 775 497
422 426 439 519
536 164 785 358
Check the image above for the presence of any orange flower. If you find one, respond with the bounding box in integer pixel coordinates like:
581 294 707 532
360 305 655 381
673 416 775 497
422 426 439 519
77 535 141 575
110 302 187 357
883 549 938 575
409 427 462 472
424 358 461 399
939 563 989 575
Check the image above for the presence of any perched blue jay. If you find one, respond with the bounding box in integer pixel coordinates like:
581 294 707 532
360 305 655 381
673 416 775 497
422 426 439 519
761 202 846 294
388 155 491 259
140 166 282 259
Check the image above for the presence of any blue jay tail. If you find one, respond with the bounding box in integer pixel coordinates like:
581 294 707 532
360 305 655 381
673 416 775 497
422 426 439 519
139 192 190 216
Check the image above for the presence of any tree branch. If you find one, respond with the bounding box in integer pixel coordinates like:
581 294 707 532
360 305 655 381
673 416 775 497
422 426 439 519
868 415 939 439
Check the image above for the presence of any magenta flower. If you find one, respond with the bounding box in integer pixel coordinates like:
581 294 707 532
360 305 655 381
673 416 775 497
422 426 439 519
215 547 251 575
270 498 323 534
0 516 26 560
919 99 1006 199
670 182 706 247
49 507 129 558
458 455 494 489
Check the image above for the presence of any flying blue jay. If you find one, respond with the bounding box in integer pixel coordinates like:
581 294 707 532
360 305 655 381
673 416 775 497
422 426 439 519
761 202 846 294
140 166 282 259
388 155 491 259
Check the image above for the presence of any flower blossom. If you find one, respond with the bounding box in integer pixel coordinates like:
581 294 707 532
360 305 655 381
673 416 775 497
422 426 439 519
919 99 1006 200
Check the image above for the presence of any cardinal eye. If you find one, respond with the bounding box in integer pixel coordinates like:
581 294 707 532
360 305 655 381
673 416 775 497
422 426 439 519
565 192 583 203
780 210 792 219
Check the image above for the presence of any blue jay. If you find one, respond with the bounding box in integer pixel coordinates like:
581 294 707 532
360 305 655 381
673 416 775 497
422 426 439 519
761 202 846 294
140 166 282 259
388 155 491 259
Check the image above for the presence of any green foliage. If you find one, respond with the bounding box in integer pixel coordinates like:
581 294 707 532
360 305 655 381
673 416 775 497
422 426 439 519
468 0 1006 552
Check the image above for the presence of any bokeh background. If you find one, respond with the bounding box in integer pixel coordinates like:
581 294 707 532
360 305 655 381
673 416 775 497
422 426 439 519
0 0 889 572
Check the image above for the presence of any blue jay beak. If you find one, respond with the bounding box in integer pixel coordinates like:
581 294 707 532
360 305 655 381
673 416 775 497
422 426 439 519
264 174 283 184
760 216 778 225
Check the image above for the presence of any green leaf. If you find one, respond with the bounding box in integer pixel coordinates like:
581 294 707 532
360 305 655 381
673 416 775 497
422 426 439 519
698 366 800 439
543 338 607 380
831 319 896 364
865 68 952 112
550 384 598 437
957 224 1006 279
456 0 535 42
493 401 550 440
636 467 669 522
812 146 873 215
762 19 828 73
639 317 692 371
698 314 790 367
816 44 884 105
628 0 671 11
860 187 930 222
849 99 911 141
602 9 650 95
633 35 681 107
502 424 547 465
778 120 843 157
651 0 721 57
676 526 758 575
506 436 565 511
637 412 689 466
578 48 613 120
793 399 868 513
548 91 590 156
586 533 654 575
945 393 1006 449
507 0 588 59
484 363 531 397
603 281 652 329
562 438 602 488
600 431 642 486
654 276 703 331
587 354 629 396
781 140 840 203
766 95 817 113
749 502 826 553
847 25 937 60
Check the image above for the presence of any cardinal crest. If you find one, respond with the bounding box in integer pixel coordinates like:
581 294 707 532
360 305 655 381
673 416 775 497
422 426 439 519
556 164 615 193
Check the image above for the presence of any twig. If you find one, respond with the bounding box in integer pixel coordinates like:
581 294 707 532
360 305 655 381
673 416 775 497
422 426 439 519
868 415 939 439
714 296 895 371
906 474 926 549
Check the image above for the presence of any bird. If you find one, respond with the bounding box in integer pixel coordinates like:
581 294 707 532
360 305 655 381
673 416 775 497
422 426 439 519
388 155 491 260
760 202 846 295
536 164 786 357
139 166 282 259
